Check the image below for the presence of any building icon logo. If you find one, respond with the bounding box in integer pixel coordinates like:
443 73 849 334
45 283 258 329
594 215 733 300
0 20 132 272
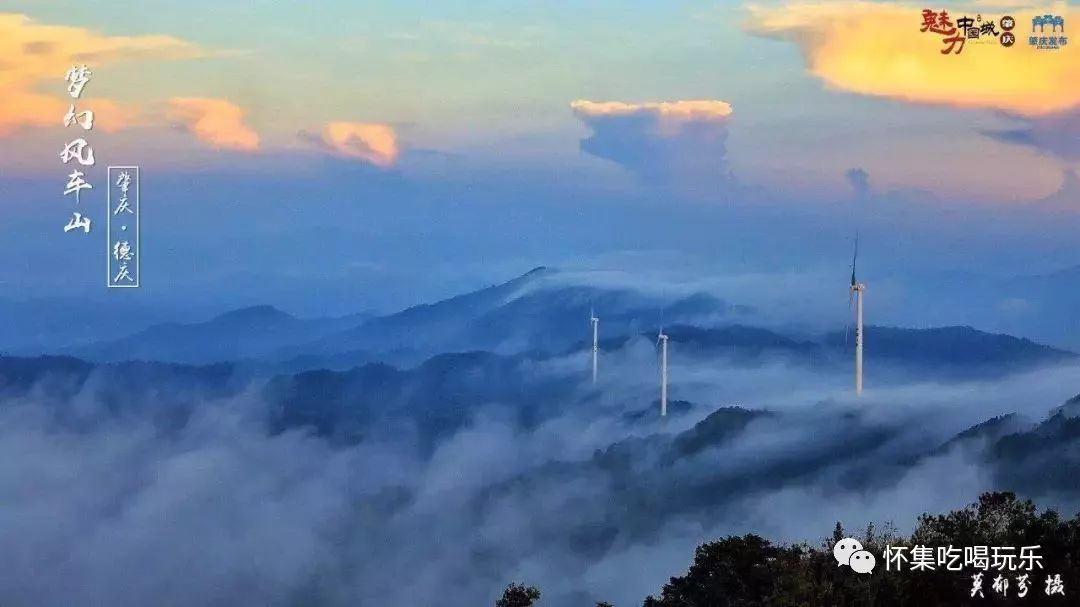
1029 14 1067 49
1032 14 1064 32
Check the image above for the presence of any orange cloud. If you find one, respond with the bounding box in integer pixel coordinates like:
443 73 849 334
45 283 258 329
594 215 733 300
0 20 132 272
0 13 200 137
316 122 399 167
166 98 260 151
745 2 1080 116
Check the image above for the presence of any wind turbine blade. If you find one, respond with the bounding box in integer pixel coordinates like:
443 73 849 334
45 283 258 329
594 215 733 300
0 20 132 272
845 234 856 348
850 231 859 286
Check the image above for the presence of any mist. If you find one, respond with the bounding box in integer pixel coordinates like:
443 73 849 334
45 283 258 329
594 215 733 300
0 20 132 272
1 345 1078 607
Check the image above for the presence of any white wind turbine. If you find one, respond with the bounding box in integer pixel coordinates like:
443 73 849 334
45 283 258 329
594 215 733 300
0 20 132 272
590 307 600 385
657 326 669 417
848 233 865 396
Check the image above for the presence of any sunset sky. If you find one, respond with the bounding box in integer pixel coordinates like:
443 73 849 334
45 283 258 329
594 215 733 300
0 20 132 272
1 1 1077 315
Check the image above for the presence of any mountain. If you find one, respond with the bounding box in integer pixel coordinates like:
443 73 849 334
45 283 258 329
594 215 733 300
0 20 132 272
486 389 1080 554
0 297 204 353
263 349 578 451
278 267 557 360
37 267 1076 380
667 406 774 460
647 324 820 361
6 351 1080 549
896 265 1080 351
927 413 1027 457
72 305 372 364
821 325 1075 375
465 282 750 354
584 323 1072 377
932 392 1080 496
288 266 752 365
0 351 578 448
0 355 248 430
300 267 1070 376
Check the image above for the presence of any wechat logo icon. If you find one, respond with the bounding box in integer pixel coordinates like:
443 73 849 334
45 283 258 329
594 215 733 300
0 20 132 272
834 537 877 574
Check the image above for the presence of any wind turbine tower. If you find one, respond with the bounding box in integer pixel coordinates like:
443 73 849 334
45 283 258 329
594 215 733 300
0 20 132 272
590 308 600 385
849 235 865 396
657 328 669 417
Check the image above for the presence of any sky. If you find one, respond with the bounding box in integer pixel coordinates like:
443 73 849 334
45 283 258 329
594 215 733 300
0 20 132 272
1 0 1079 316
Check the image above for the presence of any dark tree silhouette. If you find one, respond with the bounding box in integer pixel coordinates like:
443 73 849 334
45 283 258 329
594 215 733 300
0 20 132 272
640 492 1079 606
496 582 541 607
642 534 809 606
498 492 1079 606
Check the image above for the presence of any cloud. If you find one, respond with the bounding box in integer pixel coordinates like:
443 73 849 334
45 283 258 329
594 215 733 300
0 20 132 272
304 122 399 167
570 100 734 122
744 2 1080 117
166 98 260 151
3 347 1080 606
569 99 735 184
845 168 870 196
1027 167 1080 212
983 107 1080 162
7 258 1080 607
0 13 200 137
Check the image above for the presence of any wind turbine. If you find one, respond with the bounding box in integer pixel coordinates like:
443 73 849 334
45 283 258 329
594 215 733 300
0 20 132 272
657 326 669 417
590 307 600 385
849 233 865 396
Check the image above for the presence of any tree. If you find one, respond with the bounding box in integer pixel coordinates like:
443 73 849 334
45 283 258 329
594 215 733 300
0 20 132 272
496 582 541 607
832 521 845 544
638 492 1080 607
905 491 1080 606
642 534 808 606
497 492 1080 607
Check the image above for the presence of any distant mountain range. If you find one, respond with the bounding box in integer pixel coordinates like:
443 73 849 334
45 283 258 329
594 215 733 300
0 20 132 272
822 325 1076 374
583 323 1074 380
9 261 1080 359
276 266 750 366
68 305 372 365
472 388 1080 553
0 297 206 353
32 268 1076 377
2 351 1078 529
5 267 1080 607
892 264 1080 350
20 266 748 366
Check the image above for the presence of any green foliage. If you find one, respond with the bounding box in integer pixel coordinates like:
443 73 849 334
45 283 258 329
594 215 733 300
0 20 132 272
902 492 1080 605
637 492 1079 607
641 534 808 607
496 492 1079 606
496 582 541 607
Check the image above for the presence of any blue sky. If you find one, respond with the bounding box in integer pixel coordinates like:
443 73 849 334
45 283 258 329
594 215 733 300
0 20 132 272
1 1 1078 316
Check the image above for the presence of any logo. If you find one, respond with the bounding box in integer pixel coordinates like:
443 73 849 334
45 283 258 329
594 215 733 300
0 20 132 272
834 538 877 574
920 9 966 54
1028 14 1066 50
961 15 1003 45
920 10 1012 53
